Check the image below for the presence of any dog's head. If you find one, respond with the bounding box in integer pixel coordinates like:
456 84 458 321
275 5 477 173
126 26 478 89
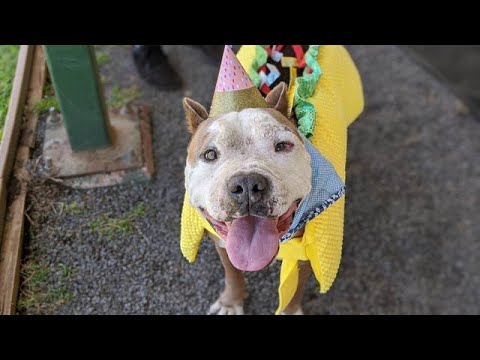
183 83 312 271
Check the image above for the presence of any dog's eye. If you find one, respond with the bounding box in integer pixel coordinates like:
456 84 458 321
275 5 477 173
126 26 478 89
275 142 294 152
203 149 218 162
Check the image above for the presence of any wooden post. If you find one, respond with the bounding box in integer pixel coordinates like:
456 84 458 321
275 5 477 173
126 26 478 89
0 46 46 315
43 45 111 152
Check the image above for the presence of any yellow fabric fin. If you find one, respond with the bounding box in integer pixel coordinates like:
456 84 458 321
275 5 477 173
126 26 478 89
287 67 297 118
276 237 308 314
180 194 219 262
301 45 363 294
236 45 257 72
180 195 205 262
277 260 299 315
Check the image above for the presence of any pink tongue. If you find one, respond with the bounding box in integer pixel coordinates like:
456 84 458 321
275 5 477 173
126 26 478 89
226 216 280 271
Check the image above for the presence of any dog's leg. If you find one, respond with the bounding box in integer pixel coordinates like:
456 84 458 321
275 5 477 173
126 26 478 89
281 261 312 315
207 237 247 315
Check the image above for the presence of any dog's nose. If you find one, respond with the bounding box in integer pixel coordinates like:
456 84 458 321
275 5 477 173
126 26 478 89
227 173 270 206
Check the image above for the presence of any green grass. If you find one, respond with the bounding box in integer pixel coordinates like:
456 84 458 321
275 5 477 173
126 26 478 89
17 259 75 313
94 45 111 67
59 201 85 215
100 75 109 86
95 51 111 66
34 82 60 113
129 202 146 218
59 263 75 280
34 96 60 113
0 45 20 139
91 202 146 240
45 286 74 304
108 85 140 109
24 261 50 288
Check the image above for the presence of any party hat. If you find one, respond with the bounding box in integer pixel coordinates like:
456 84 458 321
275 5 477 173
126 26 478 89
209 46 268 117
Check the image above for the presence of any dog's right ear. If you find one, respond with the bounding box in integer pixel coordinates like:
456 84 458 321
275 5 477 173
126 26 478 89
265 82 289 118
183 98 209 134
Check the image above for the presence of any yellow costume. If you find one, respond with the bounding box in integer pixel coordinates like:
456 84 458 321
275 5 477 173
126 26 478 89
181 45 364 314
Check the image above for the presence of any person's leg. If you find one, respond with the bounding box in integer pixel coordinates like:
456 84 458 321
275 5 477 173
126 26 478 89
132 45 182 90
194 45 224 63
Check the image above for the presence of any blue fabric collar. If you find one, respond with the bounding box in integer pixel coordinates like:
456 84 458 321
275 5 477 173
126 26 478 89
280 134 346 242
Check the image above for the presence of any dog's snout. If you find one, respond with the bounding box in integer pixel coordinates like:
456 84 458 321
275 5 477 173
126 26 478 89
227 173 270 206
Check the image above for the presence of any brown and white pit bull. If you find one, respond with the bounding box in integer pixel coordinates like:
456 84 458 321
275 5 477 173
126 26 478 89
183 83 312 315
181 44 363 315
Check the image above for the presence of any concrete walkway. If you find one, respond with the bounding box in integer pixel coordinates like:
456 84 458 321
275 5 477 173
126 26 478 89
22 45 479 314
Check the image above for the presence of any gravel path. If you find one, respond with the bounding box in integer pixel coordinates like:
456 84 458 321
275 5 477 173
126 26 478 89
20 45 480 315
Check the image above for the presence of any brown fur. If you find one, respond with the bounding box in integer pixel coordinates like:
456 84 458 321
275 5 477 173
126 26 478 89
186 118 216 165
265 82 289 117
183 98 209 134
214 241 247 306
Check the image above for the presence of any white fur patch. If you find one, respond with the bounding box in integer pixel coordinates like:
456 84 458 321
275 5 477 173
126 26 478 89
185 109 312 223
208 300 244 315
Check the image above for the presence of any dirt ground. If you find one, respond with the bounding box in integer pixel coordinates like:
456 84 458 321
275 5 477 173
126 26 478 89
17 45 480 315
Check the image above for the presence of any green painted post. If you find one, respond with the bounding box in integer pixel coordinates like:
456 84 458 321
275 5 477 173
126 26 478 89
43 45 111 152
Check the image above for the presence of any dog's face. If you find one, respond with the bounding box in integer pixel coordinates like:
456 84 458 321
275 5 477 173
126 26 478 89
183 83 312 271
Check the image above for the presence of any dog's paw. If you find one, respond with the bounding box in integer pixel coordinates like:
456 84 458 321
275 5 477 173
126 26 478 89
207 300 244 315
281 307 304 315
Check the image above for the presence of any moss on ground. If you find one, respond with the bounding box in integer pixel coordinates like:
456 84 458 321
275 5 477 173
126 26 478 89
91 202 146 240
107 85 140 109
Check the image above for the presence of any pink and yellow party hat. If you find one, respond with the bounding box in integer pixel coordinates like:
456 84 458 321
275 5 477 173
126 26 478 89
209 46 268 117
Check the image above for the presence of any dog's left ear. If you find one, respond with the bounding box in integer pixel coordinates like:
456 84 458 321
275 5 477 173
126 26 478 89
183 98 209 134
265 82 289 118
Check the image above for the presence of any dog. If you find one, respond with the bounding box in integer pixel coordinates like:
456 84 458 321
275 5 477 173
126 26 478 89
181 45 364 315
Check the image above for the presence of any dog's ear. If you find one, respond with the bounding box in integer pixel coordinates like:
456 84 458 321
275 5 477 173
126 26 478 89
183 98 209 134
265 82 289 118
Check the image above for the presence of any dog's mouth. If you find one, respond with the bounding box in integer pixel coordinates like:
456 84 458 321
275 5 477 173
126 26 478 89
202 201 299 272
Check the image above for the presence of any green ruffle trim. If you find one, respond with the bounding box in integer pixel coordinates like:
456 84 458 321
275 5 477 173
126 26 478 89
248 45 268 88
294 45 322 138
246 45 322 138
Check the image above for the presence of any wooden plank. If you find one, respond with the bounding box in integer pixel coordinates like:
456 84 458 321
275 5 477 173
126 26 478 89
0 46 34 238
138 105 155 177
0 186 27 315
0 46 34 180
0 46 46 315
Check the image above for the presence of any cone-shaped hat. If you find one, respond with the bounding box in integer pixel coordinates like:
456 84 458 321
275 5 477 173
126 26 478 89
209 46 268 117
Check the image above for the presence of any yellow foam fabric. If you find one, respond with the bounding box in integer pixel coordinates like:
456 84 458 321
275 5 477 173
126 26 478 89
180 45 364 314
